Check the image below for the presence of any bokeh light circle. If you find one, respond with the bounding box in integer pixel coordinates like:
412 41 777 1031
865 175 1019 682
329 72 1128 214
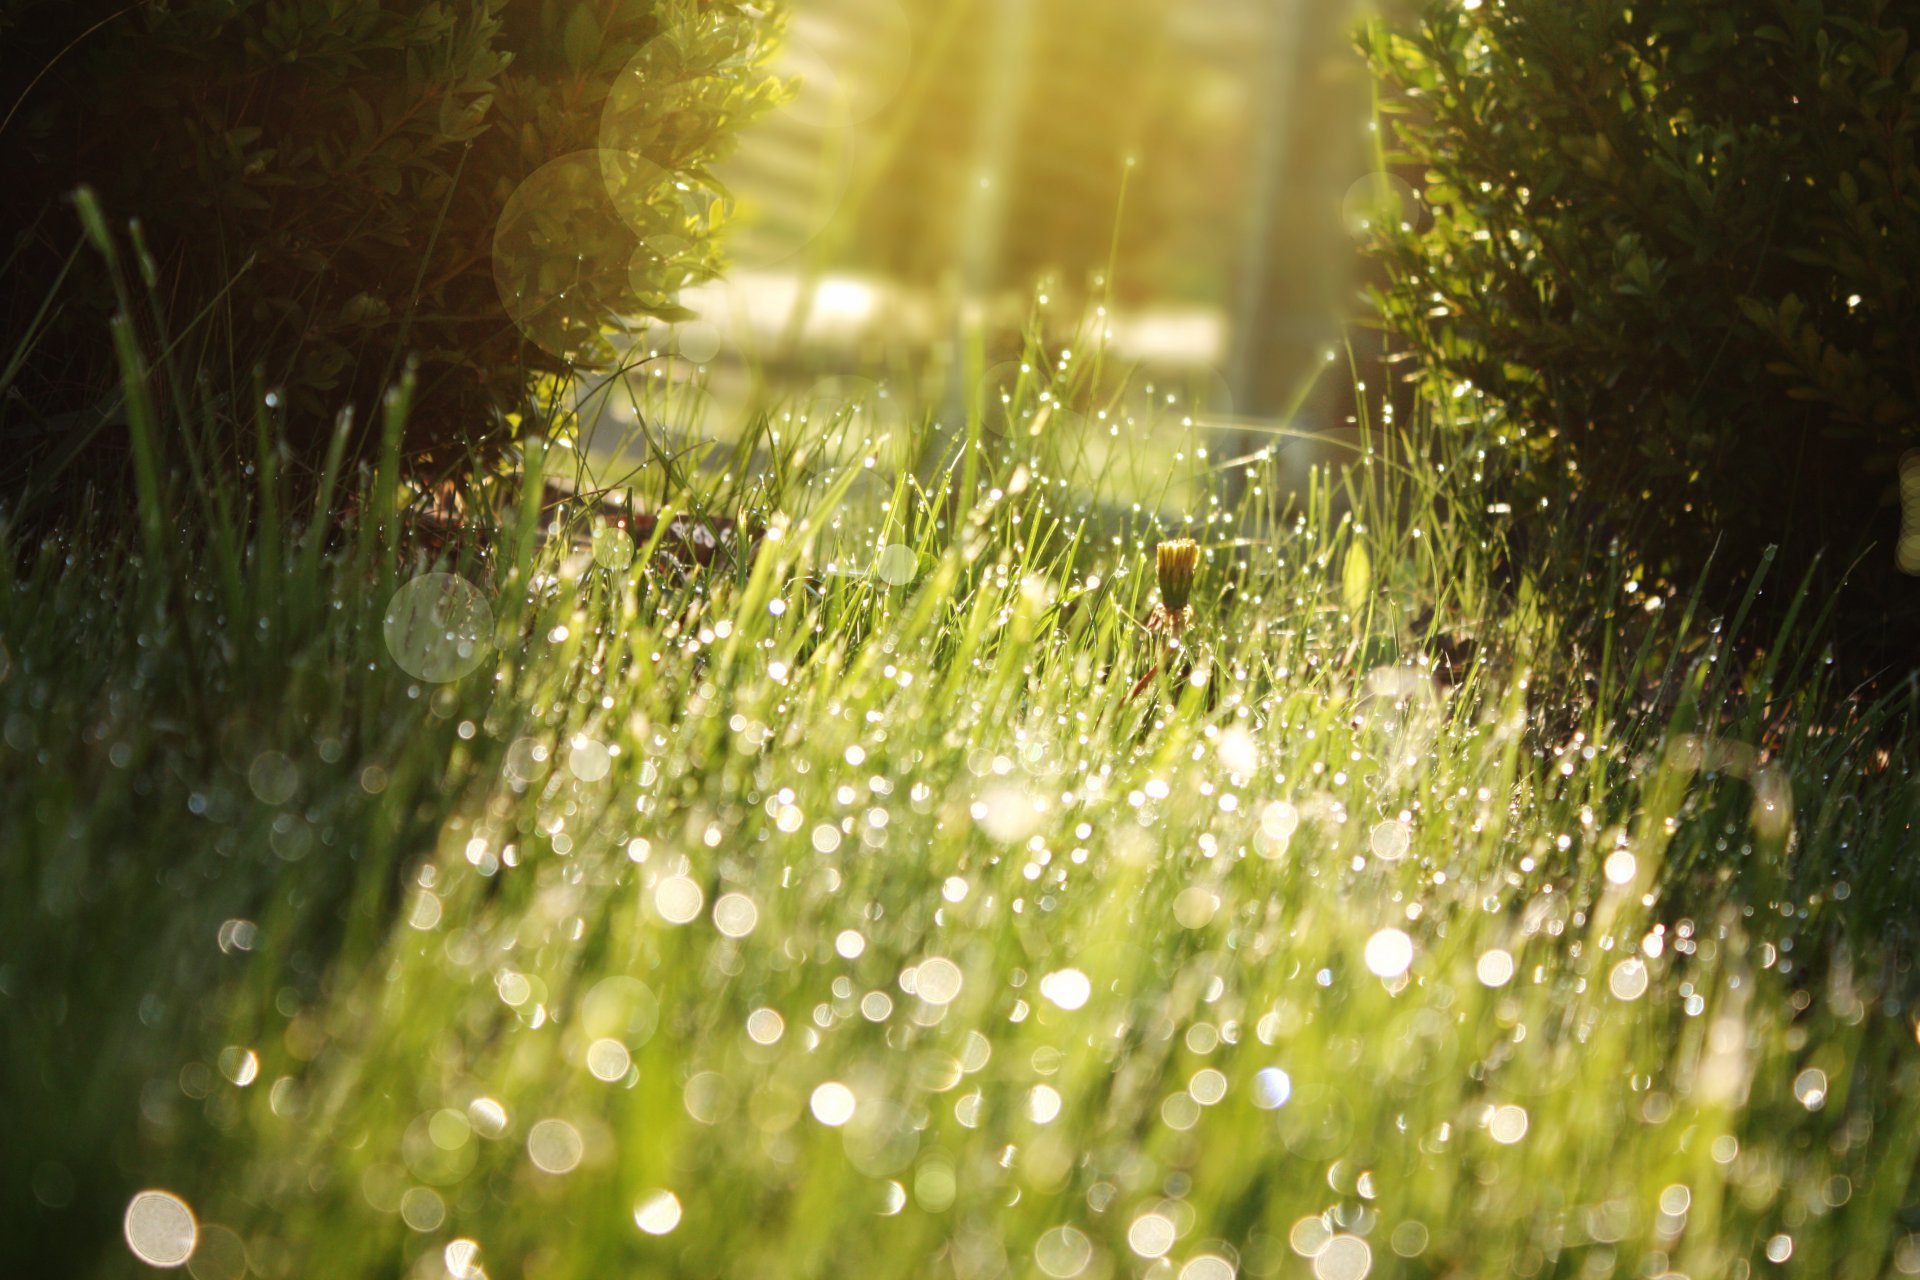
1034 1225 1093 1278
592 520 636 571
527 1118 584 1174
1342 172 1424 238
492 150 643 365
382 574 493 683
875 544 918 586
1364 928 1415 978
184 1224 246 1280
674 319 724 365
634 1189 683 1235
696 47 856 271
124 1190 197 1268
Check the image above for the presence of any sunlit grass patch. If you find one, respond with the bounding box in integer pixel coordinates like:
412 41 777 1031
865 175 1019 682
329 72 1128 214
4 331 1920 1280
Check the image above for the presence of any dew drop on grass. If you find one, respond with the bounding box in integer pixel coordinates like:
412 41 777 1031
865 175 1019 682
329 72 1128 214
1364 929 1414 978
1608 957 1649 1001
586 1039 631 1082
568 737 612 782
712 893 759 938
655 877 704 924
124 1190 196 1267
527 1119 583 1173
1129 1213 1177 1258
504 738 550 784
633 1190 683 1235
746 1008 785 1045
915 957 964 1005
468 1097 508 1137
1476 949 1515 987
1253 1067 1292 1110
1488 1104 1529 1144
1217 726 1259 776
1290 1216 1331 1257
1039 968 1092 1010
1313 1233 1372 1280
1604 850 1637 884
1794 1068 1829 1110
217 1046 259 1087
1181 1257 1236 1280
811 1082 856 1126
444 1239 482 1280
1369 818 1410 862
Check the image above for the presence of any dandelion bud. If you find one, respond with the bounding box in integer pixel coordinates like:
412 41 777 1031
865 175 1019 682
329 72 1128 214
1155 539 1199 612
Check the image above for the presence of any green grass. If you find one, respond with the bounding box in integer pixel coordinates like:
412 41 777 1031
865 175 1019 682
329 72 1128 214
6 291 1920 1280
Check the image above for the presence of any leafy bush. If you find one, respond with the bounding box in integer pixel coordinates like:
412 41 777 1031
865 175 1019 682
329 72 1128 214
1365 0 1920 604
1 0 780 481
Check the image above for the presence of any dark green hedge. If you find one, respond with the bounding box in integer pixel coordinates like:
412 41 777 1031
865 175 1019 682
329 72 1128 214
1365 0 1919 604
2 0 780 479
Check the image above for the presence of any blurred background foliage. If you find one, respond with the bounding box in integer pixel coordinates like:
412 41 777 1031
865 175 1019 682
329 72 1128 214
1365 0 1920 629
3 0 1391 510
1 0 782 487
6 0 1916 626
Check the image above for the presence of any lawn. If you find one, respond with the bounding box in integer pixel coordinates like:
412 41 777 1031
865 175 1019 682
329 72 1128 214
6 340 1919 1280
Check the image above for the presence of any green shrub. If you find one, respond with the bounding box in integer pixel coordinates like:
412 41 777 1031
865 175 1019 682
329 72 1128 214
1 0 780 482
1364 0 1920 602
